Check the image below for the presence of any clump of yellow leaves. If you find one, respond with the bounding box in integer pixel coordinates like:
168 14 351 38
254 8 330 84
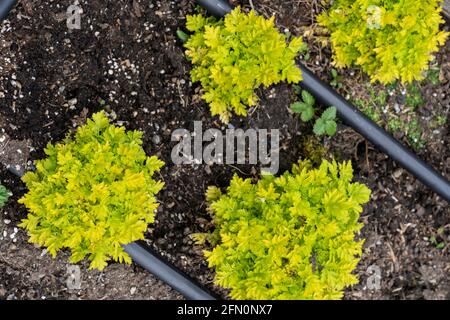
19 112 164 270
184 7 306 123
318 0 449 84
204 160 372 300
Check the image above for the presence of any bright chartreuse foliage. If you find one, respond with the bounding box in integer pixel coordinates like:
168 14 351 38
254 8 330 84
318 0 449 84
19 112 164 270
0 183 11 208
204 160 371 300
184 7 305 123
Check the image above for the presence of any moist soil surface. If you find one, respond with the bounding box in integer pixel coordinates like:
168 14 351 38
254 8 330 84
0 0 449 300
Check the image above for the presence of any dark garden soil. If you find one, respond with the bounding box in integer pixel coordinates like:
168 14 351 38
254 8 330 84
0 0 449 300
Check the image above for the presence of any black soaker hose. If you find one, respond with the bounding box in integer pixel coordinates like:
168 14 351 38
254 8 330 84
123 242 217 300
0 0 16 22
196 0 233 17
196 0 450 203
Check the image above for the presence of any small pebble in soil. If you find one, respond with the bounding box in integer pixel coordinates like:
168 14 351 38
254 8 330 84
152 135 161 145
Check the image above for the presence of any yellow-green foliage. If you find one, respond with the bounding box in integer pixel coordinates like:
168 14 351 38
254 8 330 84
204 160 371 299
318 0 449 83
19 112 164 270
184 7 305 123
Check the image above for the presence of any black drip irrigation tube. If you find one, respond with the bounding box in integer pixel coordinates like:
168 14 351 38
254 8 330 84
198 0 450 203
0 0 16 22
123 242 217 300
1 0 449 302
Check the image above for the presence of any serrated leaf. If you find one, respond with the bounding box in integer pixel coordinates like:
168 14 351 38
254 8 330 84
290 102 307 113
322 106 337 121
313 118 326 135
301 90 315 106
325 121 337 136
301 105 315 122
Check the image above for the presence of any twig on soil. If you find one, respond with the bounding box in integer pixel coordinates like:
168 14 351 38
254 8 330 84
249 0 255 11
386 241 399 272
226 164 251 176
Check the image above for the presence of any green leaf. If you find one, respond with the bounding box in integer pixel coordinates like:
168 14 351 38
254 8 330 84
0 184 11 208
436 242 445 250
318 0 449 83
331 68 338 78
290 102 306 113
290 102 314 122
301 90 315 106
313 118 326 135
322 106 337 121
292 84 302 95
176 29 189 42
313 107 337 136
301 106 315 122
325 121 337 136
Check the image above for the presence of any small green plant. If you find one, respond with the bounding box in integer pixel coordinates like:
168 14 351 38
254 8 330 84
184 7 306 123
429 235 445 250
290 90 315 122
290 90 338 137
426 68 441 85
405 83 424 109
202 160 371 300
318 0 449 84
330 68 342 89
313 107 338 136
434 115 447 127
19 112 165 270
0 184 11 208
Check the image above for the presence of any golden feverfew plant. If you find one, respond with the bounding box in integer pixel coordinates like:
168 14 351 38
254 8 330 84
203 160 371 299
184 7 305 123
19 112 164 270
318 0 449 84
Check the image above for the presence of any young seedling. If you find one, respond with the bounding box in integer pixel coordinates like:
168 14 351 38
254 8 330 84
290 90 315 122
330 68 342 89
291 89 338 137
313 106 338 136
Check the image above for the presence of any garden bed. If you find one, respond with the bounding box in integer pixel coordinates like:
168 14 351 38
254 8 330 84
0 0 449 300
